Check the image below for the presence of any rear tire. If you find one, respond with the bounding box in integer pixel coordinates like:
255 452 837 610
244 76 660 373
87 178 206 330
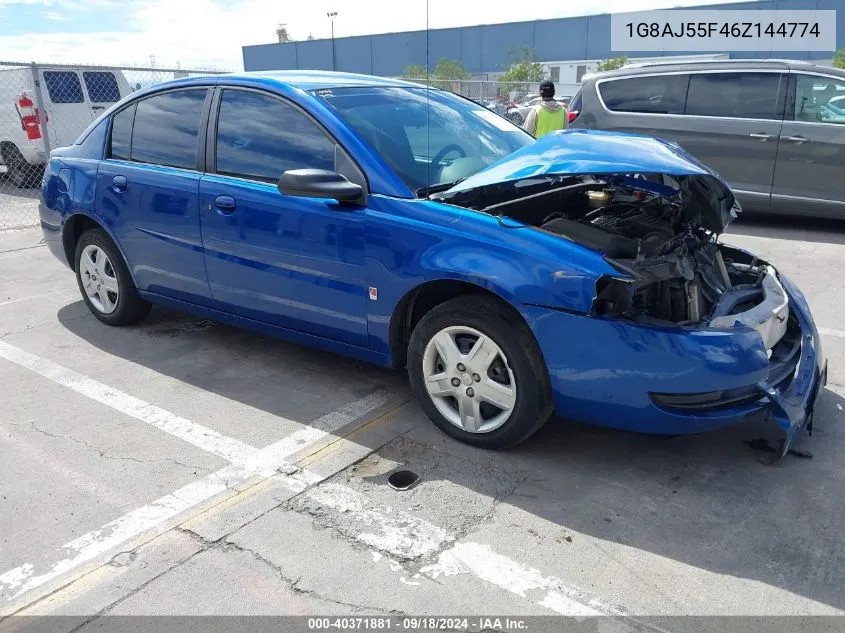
407 295 553 449
74 229 151 326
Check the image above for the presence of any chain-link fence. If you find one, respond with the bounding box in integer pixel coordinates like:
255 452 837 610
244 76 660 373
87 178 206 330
0 61 229 230
402 78 544 124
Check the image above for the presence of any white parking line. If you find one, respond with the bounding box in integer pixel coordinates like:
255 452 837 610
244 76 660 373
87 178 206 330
0 341 389 465
0 393 389 608
302 483 629 620
305 483 451 559
0 340 257 463
820 327 845 339
0 290 73 307
0 448 314 603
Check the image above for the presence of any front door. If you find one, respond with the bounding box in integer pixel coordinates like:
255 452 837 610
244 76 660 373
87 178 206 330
199 88 368 347
771 72 845 218
673 71 786 211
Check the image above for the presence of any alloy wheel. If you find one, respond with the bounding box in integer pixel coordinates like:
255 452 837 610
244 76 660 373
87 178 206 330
79 244 120 314
422 325 516 433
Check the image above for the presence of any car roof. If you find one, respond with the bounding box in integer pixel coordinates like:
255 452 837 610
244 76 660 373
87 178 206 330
156 70 424 92
584 59 845 81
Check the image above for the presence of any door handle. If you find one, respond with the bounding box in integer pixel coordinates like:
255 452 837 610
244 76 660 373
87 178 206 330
112 175 127 190
213 195 236 214
780 135 808 144
91 105 106 111
748 133 775 141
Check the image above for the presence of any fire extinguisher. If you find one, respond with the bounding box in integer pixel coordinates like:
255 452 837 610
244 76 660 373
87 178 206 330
15 93 45 141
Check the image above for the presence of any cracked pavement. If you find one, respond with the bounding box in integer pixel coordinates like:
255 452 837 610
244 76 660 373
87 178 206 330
3 218 845 627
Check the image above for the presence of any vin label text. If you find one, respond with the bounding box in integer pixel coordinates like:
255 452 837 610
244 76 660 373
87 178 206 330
610 10 836 52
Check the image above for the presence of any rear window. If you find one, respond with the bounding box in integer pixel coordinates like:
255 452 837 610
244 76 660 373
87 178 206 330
129 89 207 169
44 71 84 104
109 104 135 160
83 71 121 103
685 72 785 120
569 89 582 113
598 75 689 114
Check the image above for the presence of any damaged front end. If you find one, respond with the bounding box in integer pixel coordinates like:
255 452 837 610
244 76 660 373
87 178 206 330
435 130 826 461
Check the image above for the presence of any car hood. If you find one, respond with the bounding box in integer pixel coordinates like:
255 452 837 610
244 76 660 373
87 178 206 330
440 129 738 233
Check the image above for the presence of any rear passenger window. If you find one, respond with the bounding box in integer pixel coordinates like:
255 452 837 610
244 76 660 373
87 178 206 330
685 72 784 120
110 104 135 160
598 75 689 114
83 72 121 103
215 90 335 182
44 71 84 104
130 90 207 169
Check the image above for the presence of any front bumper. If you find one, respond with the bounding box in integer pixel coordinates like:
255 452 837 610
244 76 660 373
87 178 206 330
522 271 826 446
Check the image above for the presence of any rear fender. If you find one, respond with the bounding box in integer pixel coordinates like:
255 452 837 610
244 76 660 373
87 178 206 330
61 212 137 286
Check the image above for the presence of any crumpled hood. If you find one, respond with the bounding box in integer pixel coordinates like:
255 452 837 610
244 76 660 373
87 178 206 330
440 129 739 233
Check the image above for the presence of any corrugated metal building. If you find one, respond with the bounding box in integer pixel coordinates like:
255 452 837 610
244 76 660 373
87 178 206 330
241 0 843 76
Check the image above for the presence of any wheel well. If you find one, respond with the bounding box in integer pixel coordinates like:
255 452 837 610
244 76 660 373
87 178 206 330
389 280 522 369
0 141 21 163
62 215 102 270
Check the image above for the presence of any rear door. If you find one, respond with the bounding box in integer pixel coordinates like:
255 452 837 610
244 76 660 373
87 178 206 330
81 70 123 121
95 87 214 304
771 72 845 217
40 69 90 147
679 71 786 209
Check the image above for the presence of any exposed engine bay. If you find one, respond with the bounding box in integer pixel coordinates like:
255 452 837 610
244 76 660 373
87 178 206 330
437 173 789 337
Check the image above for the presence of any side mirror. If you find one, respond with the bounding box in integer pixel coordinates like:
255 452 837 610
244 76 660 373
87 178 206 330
278 169 363 204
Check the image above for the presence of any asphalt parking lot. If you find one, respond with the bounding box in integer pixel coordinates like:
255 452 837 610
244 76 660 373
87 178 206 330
0 177 39 231
1 211 845 629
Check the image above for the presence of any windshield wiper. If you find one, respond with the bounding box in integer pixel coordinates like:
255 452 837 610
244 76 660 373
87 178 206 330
415 179 464 198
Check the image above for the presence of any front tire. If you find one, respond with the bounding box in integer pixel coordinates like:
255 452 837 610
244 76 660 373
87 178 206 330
74 229 151 326
407 295 553 449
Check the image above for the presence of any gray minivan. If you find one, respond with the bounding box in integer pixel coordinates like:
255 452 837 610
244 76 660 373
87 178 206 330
570 60 845 218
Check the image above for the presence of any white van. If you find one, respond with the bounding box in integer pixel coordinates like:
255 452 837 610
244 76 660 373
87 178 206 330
0 66 131 187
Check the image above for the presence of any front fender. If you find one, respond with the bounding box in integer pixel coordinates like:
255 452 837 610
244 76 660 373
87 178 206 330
366 195 619 360
417 240 605 311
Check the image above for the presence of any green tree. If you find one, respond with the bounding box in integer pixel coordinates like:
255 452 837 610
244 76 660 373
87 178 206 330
497 47 543 98
433 58 470 81
596 56 628 72
498 46 544 83
402 64 428 79
834 48 845 69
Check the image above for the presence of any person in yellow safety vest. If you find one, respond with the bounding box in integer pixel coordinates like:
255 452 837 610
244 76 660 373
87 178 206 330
522 80 567 138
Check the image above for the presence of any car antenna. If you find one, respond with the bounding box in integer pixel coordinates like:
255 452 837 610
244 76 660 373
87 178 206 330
425 0 431 195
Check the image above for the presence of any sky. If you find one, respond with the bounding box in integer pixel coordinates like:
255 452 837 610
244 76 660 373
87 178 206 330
0 0 746 70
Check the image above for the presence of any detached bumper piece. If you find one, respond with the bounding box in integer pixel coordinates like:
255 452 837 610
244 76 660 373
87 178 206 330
651 313 827 464
651 317 802 412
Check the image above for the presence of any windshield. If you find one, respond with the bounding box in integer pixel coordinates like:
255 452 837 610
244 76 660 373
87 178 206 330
315 86 533 193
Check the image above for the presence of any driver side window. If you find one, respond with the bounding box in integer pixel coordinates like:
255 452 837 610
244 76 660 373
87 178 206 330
215 90 336 182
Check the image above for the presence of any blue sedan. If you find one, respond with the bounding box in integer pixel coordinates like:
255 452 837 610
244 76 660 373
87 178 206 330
39 71 826 458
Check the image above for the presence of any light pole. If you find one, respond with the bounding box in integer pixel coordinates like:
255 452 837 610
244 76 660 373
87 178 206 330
327 11 337 71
